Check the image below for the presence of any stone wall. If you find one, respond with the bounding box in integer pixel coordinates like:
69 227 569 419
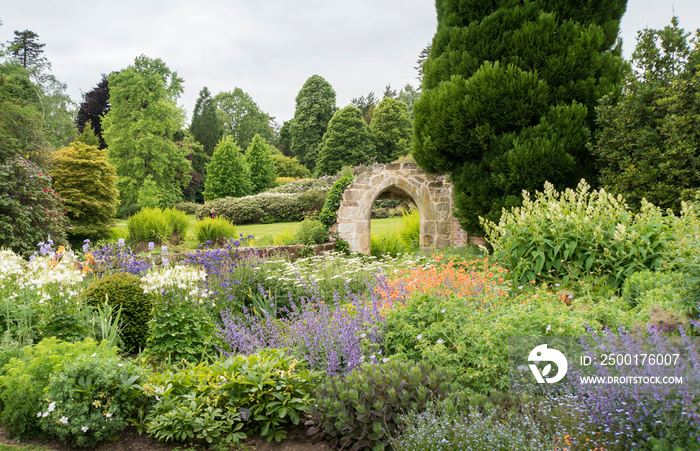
336 161 469 254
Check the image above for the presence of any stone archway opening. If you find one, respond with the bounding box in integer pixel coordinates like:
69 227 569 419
336 161 462 255
369 185 419 253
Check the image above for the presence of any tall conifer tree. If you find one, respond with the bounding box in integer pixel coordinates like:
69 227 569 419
290 75 336 172
413 0 627 234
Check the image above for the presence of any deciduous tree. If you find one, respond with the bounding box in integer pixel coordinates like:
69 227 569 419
413 0 627 234
214 88 274 150
102 55 191 209
50 141 119 239
246 134 277 194
76 74 110 149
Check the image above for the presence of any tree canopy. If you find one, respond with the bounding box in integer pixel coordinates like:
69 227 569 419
190 87 222 156
246 134 277 194
7 29 45 69
102 55 191 209
203 136 251 200
50 141 119 239
371 97 412 163
214 88 274 150
593 18 700 212
76 74 110 149
413 0 627 234
316 105 375 176
290 75 337 172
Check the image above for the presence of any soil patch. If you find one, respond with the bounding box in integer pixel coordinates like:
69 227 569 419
0 425 332 450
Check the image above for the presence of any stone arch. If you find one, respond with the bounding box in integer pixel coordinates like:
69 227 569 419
336 161 464 254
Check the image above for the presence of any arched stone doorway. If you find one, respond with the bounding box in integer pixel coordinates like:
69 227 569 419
336 161 466 254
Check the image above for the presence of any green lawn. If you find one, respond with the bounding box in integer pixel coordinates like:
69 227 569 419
114 215 404 241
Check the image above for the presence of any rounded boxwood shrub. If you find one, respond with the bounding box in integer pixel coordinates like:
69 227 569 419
308 360 456 450
81 273 153 353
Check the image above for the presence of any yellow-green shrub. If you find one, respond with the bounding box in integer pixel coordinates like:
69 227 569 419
194 217 237 245
127 207 188 244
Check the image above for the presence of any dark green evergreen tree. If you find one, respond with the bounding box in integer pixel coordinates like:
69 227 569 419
593 18 700 213
413 0 627 234
7 30 46 69
246 134 277 194
290 75 336 172
371 97 412 163
316 106 375 176
203 136 251 200
190 87 223 156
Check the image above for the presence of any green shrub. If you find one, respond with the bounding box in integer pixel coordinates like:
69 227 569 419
308 360 456 450
147 292 217 363
174 201 200 215
483 180 669 288
294 218 327 245
81 273 153 353
0 338 115 441
398 208 420 251
37 352 145 448
116 203 141 219
319 174 354 229
271 153 312 178
384 287 635 392
194 217 237 245
145 349 321 446
127 207 188 244
198 190 327 225
371 231 407 257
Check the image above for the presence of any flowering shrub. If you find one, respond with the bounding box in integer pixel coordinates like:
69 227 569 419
147 291 218 363
0 242 92 345
0 155 69 256
570 326 700 449
483 180 670 288
38 351 145 448
0 338 114 441
376 256 509 308
219 279 390 375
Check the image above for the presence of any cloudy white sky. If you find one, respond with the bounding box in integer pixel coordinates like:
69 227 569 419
1 1 699 125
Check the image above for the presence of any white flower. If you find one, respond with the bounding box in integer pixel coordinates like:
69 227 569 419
545 324 551 333
383 358 390 363
48 401 56 412
436 339 444 344
37 412 42 418
42 411 49 418
441 308 446 313
81 426 89 433
105 412 112 418
59 416 68 424
416 334 422 340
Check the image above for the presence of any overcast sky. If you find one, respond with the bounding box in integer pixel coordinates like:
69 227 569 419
1 1 699 125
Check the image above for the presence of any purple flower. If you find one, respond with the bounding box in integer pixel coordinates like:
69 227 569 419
148 242 154 251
